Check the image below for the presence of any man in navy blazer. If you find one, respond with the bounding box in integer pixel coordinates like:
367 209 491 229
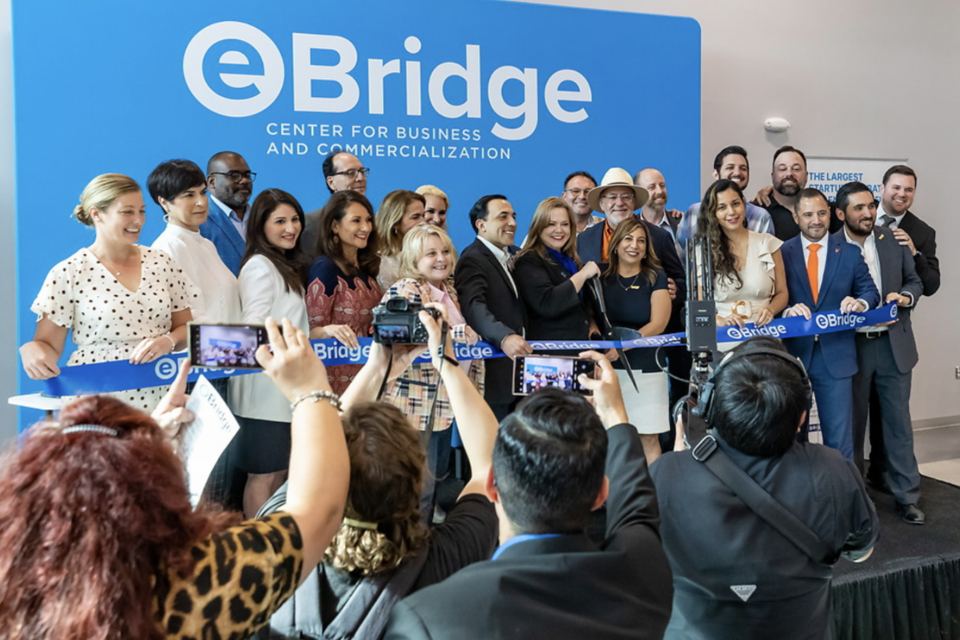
577 168 686 302
837 181 925 524
200 151 253 276
780 188 879 459
384 354 673 640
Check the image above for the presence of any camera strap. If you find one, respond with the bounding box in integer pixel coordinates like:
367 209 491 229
423 321 449 433
692 435 834 564
374 323 448 434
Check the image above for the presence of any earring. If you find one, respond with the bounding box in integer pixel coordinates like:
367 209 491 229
163 212 170 223
333 235 340 243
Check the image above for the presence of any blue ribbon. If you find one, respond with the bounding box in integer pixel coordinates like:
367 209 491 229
38 303 897 397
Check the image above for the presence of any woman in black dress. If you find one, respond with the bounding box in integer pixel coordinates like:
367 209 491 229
598 216 671 463
513 197 599 341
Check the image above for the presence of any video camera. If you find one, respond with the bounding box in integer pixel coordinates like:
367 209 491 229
371 296 441 345
677 235 719 447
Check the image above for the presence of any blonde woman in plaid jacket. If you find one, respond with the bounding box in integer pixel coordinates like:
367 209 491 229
380 224 484 515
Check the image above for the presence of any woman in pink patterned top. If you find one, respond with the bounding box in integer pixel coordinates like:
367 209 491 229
306 191 382 394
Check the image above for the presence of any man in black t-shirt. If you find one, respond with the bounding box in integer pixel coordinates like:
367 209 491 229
754 145 843 241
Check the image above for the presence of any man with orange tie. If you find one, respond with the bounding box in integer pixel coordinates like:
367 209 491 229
779 188 879 459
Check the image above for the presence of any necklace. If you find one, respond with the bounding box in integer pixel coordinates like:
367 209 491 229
90 248 133 277
618 272 641 291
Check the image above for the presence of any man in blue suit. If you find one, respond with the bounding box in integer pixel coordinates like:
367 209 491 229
781 188 879 459
200 151 253 275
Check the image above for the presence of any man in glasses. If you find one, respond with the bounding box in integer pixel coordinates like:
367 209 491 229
560 170 602 234
201 151 255 275
303 150 371 261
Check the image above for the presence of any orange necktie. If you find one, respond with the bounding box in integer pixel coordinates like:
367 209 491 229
807 243 821 304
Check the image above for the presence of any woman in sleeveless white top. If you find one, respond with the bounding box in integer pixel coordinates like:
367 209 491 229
695 180 788 351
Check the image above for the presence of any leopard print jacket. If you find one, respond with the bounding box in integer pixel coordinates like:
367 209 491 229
154 513 304 639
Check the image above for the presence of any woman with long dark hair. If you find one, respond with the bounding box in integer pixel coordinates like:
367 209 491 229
230 188 309 517
306 191 382 394
514 197 599 341
0 318 350 639
598 217 671 463
696 180 788 350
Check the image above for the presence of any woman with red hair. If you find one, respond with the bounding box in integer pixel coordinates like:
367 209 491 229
0 317 349 640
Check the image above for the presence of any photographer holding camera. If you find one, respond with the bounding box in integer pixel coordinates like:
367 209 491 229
378 224 483 513
650 337 878 640
384 349 673 640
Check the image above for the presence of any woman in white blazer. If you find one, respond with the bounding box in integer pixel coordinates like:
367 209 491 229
230 188 309 517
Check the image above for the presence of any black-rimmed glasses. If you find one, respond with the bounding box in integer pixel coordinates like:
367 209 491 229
332 167 371 179
210 170 257 183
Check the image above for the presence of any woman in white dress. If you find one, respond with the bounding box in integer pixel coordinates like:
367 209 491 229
375 190 426 291
229 188 309 517
147 160 240 326
20 174 195 412
696 179 788 351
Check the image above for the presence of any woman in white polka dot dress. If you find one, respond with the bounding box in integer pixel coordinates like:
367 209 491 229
19 174 196 412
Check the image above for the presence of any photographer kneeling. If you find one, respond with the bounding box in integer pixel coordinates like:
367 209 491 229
651 337 879 640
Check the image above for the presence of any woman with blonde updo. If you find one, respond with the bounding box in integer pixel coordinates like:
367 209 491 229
19 173 196 411
416 184 449 229
375 189 425 291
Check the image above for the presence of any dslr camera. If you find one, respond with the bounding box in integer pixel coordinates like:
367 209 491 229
371 297 440 345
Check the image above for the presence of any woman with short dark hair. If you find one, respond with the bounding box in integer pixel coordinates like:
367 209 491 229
148 159 240 325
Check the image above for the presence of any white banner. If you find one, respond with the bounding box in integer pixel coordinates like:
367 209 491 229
806 157 907 201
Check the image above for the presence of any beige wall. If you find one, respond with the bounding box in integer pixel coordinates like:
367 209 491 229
0 1 956 445
517 0 960 423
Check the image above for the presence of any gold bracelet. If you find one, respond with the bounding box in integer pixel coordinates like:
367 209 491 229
290 390 342 413
162 333 177 353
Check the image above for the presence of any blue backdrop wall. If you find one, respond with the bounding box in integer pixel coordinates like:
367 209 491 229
12 0 700 423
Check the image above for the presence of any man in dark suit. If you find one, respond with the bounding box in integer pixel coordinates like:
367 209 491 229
780 188 879 459
302 151 370 262
837 181 925 524
384 353 673 640
200 151 253 275
455 195 532 421
877 165 939 297
866 164 939 494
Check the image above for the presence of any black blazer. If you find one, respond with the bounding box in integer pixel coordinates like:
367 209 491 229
577 217 686 330
512 250 592 341
384 424 674 640
896 210 939 296
454 239 526 405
